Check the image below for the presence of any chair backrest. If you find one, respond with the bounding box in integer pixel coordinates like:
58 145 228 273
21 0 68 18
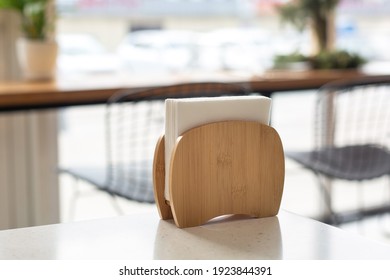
314 75 390 179
104 82 251 202
315 75 390 148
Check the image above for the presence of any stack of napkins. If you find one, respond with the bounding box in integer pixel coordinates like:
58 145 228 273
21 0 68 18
164 96 271 200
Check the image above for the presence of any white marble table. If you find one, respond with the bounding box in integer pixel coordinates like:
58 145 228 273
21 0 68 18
1 210 390 260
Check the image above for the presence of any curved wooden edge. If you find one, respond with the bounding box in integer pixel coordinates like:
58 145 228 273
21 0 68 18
169 121 285 228
152 135 173 220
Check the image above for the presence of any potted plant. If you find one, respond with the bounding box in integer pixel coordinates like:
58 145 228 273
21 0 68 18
0 0 57 80
273 50 366 70
309 49 366 69
273 52 310 71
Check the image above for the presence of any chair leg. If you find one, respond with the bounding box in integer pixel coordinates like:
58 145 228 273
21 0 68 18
108 193 125 215
379 176 390 236
72 182 125 218
68 176 81 221
356 181 366 222
315 173 339 225
65 174 125 219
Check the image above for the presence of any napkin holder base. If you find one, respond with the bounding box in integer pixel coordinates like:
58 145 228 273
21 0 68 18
153 120 285 228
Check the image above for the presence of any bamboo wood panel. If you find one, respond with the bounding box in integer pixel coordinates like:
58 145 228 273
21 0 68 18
154 121 285 228
153 135 173 220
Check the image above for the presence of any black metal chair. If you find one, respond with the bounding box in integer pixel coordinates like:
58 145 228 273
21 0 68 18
286 75 390 225
59 82 251 215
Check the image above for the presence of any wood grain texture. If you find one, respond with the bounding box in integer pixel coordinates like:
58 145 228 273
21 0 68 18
166 121 285 228
153 135 173 220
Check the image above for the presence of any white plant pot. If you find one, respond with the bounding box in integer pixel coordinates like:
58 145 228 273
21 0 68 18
16 38 58 80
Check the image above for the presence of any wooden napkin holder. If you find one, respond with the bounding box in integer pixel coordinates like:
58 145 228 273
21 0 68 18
153 120 285 228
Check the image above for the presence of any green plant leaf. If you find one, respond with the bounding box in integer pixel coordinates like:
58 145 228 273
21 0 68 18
0 0 24 12
1 0 50 40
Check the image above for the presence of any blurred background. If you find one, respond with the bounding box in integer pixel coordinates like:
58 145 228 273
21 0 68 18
5 0 389 244
55 0 390 76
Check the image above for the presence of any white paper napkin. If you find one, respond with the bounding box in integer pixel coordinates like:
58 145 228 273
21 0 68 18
164 95 271 200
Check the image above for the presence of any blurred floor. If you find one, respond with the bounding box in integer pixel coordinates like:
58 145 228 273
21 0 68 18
58 90 390 245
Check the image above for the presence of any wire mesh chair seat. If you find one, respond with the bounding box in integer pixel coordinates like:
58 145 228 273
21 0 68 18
287 144 390 181
286 75 390 225
60 161 153 202
60 82 252 209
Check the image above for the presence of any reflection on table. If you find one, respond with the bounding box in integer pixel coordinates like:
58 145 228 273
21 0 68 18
154 215 282 259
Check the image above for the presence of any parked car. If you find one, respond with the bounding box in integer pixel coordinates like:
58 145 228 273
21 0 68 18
116 30 198 73
57 33 120 74
199 28 275 72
